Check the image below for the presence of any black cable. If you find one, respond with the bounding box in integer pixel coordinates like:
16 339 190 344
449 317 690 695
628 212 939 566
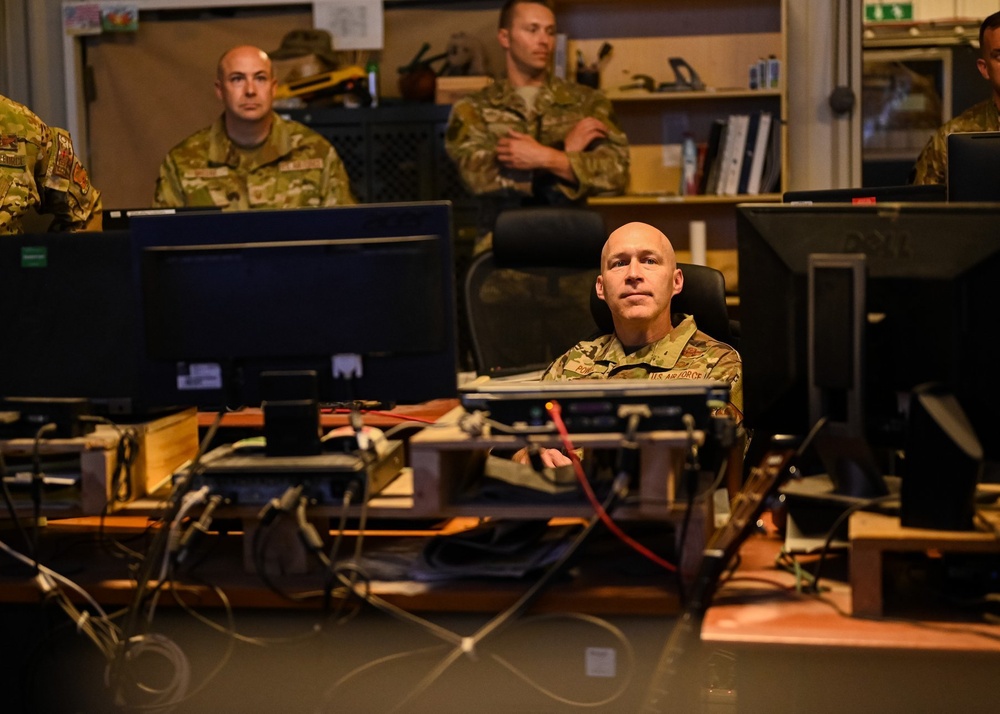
0 449 34 558
808 493 898 594
110 410 224 706
386 474 629 713
29 423 57 575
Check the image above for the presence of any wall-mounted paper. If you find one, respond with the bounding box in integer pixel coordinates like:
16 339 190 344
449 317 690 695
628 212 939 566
314 0 384 51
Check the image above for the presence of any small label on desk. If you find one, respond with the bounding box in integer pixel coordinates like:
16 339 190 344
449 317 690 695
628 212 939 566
585 647 617 678
176 362 223 390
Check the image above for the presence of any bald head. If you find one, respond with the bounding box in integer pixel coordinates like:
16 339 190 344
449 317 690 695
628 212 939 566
596 222 683 346
601 222 676 272
217 45 272 81
214 45 277 143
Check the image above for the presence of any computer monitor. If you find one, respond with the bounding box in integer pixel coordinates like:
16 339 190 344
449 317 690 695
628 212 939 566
129 202 459 410
0 231 143 415
947 131 1000 201
736 203 1000 464
783 184 946 204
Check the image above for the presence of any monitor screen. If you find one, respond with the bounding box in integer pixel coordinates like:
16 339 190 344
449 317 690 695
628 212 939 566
0 231 143 414
947 131 1000 201
736 203 1000 455
129 202 459 409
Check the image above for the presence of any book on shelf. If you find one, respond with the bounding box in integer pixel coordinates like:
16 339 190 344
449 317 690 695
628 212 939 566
744 111 773 195
717 114 750 196
699 119 727 195
757 114 782 194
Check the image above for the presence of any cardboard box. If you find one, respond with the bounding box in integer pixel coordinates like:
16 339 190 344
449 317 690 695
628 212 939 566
435 75 493 105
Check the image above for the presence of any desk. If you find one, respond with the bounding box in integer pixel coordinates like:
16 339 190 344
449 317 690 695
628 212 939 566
0 514 679 713
196 398 459 430
699 527 1000 713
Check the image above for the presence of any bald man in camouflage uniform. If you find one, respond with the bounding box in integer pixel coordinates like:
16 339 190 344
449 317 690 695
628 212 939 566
153 45 354 209
913 12 1000 185
512 222 740 468
445 0 628 252
1 94 102 235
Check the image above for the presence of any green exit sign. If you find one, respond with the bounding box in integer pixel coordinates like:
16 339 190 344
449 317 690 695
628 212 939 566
865 3 914 22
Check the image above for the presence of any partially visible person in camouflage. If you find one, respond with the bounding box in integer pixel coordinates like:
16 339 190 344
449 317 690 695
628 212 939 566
1 94 102 235
445 0 628 253
514 222 741 468
912 11 1000 185
153 45 355 209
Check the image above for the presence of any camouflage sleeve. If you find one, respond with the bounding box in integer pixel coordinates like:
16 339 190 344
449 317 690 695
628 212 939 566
911 127 947 185
152 153 188 208
562 93 630 200
39 127 103 232
541 352 570 380
444 98 529 197
320 145 357 206
706 348 743 421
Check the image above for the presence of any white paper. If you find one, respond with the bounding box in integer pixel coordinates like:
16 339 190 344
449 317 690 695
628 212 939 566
313 0 384 51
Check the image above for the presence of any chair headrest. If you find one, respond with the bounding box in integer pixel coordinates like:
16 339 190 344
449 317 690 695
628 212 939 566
492 207 606 268
590 262 732 343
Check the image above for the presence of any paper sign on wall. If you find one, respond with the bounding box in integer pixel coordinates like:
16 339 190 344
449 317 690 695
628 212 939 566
314 0 384 51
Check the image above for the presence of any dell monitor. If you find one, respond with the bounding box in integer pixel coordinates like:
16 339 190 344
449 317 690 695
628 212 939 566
736 202 1000 481
947 131 1000 201
128 202 459 410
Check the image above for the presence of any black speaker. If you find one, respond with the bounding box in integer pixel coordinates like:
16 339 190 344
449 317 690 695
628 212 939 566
261 371 321 457
901 383 982 531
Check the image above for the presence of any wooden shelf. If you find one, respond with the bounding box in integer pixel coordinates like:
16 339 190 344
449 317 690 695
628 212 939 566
605 88 783 103
588 193 782 206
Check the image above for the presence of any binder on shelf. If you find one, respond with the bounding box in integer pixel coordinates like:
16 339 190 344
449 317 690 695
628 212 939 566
744 111 773 195
717 114 750 196
699 119 728 195
736 112 762 195
758 116 782 194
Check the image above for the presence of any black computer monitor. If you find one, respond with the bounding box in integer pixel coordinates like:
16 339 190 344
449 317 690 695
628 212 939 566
129 202 459 410
783 184 946 204
947 131 1000 201
0 231 143 415
736 203 1000 461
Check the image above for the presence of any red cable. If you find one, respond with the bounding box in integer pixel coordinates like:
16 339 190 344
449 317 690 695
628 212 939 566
546 400 677 573
327 408 437 424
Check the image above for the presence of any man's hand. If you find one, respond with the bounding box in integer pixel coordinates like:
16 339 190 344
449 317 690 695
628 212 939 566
496 130 557 170
563 117 609 153
510 446 573 468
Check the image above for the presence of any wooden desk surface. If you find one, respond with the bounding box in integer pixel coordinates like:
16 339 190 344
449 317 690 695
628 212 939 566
701 528 1000 655
197 399 459 429
0 514 680 616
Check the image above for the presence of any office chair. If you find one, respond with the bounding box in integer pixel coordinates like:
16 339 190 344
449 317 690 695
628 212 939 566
590 262 740 349
464 207 607 376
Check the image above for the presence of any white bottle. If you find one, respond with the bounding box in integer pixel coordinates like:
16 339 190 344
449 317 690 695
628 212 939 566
680 134 698 195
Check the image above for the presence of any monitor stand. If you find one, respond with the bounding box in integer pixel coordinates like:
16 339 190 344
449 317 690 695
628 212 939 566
779 423 899 553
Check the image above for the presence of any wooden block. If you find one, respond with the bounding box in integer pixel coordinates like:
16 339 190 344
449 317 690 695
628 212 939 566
849 508 1000 618
435 75 493 104
91 408 200 507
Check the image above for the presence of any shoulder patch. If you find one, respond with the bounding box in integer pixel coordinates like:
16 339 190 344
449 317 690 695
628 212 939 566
0 135 18 151
71 160 91 194
53 132 74 178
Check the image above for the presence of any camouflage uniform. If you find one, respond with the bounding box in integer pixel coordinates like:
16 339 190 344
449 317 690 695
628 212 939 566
912 99 1000 185
153 112 355 209
542 315 743 419
445 75 629 251
0 94 102 235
